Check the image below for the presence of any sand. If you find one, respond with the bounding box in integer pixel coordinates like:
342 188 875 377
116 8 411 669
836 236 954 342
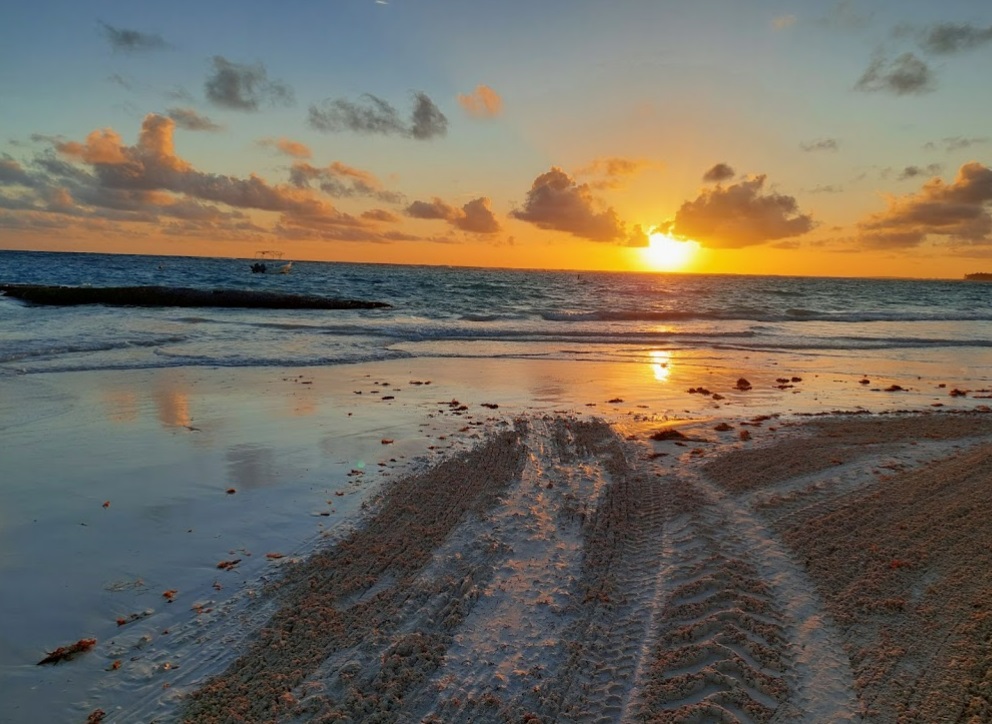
2 356 992 722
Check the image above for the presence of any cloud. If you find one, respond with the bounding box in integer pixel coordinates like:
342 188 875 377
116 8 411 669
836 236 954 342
806 184 844 194
702 163 735 183
898 164 942 181
258 137 311 159
108 74 133 91
457 85 503 118
204 56 294 111
511 167 625 242
670 175 814 248
924 136 988 152
772 15 797 30
800 138 839 152
409 93 448 140
575 156 650 189
919 23 992 54
0 156 39 187
289 161 402 203
2 114 406 243
167 108 223 132
361 208 399 223
98 21 169 53
308 92 448 140
857 162 992 248
406 196 500 234
855 52 935 95
457 197 501 233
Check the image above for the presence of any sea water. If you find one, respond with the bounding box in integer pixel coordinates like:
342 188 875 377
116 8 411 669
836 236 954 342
2 250 990 379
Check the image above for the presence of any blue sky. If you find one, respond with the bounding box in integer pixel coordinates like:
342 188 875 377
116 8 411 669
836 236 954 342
2 0 992 276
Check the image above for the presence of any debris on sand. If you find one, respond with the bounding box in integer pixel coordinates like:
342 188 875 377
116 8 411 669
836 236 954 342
37 638 96 665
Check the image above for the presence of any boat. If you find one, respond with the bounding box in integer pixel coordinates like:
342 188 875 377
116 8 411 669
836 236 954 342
251 250 289 274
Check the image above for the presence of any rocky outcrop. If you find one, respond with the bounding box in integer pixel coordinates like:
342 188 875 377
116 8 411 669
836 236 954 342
0 285 391 309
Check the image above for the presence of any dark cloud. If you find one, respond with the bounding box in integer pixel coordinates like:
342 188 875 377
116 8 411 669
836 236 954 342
858 162 992 248
457 197 501 234
919 23 992 54
99 22 169 53
511 167 625 242
670 175 814 248
806 184 844 194
855 53 935 95
702 163 735 183
409 93 449 140
924 136 988 152
308 93 447 140
406 196 500 234
167 108 223 132
800 138 839 152
204 56 294 111
0 156 38 187
107 74 133 91
289 161 403 204
898 164 942 181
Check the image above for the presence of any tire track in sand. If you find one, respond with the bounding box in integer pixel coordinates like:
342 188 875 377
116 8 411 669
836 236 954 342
653 466 861 722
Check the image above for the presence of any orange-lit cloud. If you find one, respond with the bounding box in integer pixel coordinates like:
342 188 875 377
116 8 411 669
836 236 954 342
56 129 130 165
361 208 400 223
258 137 312 159
457 85 503 118
575 156 650 189
406 196 501 234
2 114 420 245
857 162 992 248
670 174 814 248
512 167 625 242
290 161 402 203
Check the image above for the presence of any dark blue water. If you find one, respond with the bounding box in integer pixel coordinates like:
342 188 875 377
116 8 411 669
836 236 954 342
2 250 990 375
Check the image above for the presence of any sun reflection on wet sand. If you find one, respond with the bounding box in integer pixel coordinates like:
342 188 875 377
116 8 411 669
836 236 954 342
650 349 672 382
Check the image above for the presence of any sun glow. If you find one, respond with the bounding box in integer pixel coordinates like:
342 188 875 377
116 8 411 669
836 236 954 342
643 233 699 272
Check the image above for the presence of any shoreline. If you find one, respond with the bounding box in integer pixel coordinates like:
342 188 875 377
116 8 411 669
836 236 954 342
2 359 991 721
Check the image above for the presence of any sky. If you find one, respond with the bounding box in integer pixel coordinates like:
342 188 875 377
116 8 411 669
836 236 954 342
2 1 992 278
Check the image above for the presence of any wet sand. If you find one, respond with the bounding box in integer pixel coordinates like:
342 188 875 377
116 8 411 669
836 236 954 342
2 356 991 722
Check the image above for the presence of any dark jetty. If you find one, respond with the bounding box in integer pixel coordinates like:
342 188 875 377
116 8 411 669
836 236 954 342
0 285 391 310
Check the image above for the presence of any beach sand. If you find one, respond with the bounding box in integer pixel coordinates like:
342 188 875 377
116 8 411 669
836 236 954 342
2 355 991 722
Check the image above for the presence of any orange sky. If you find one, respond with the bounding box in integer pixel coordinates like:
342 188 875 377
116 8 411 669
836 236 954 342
3 2 992 278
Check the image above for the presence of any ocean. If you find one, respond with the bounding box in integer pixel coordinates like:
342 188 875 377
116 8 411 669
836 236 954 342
2 250 990 378
2 249 991 721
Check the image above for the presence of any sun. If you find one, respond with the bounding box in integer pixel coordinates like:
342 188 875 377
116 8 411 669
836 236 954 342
643 233 699 272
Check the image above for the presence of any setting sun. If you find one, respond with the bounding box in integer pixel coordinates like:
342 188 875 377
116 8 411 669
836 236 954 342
643 233 699 272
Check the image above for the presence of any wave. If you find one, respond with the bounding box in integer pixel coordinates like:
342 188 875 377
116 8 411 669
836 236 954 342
540 308 992 324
